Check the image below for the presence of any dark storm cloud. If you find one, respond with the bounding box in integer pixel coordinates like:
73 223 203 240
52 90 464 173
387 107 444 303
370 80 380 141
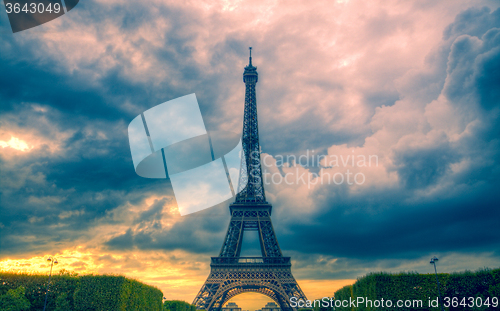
443 6 500 40
281 182 500 259
0 0 246 123
0 0 272 257
0 0 232 256
133 197 167 225
104 201 231 254
394 141 457 189
271 7 500 262
107 228 134 250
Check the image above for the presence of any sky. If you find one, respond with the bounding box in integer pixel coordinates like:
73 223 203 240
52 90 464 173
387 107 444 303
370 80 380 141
1 0 500 310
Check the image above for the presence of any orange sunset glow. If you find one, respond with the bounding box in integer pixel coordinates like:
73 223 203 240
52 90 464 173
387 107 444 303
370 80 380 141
0 249 354 309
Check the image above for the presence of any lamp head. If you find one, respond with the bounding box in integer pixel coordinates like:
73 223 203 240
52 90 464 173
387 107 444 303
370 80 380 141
54 260 58 265
47 257 52 262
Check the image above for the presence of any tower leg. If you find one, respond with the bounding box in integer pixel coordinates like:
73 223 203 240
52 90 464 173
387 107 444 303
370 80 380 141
193 265 307 311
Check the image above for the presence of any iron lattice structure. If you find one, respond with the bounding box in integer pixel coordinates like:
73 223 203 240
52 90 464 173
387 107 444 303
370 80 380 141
193 49 307 311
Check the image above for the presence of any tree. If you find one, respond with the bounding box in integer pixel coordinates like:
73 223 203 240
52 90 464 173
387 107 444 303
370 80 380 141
0 286 31 311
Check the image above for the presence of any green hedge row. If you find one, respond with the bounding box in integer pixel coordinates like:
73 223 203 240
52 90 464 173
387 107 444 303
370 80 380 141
0 271 78 310
163 299 197 311
324 267 500 311
0 271 163 311
73 275 163 311
0 286 32 311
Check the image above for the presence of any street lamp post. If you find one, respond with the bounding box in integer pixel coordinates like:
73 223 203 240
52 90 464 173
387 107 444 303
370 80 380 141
430 256 444 311
43 256 58 311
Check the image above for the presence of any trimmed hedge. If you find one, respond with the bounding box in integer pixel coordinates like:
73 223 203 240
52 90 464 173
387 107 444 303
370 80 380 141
326 267 500 311
74 275 163 311
163 300 197 311
0 271 77 310
0 286 31 311
0 271 163 311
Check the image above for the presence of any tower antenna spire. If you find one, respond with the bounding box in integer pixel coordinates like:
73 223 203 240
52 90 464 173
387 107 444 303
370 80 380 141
249 47 252 65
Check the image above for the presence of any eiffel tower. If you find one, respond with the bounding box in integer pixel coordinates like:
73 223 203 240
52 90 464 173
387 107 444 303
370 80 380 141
192 48 308 311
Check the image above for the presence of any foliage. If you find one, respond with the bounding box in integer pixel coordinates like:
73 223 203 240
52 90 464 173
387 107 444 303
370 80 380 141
55 292 71 311
328 267 500 311
0 271 163 311
0 285 31 311
163 299 197 311
58 269 79 277
73 274 163 311
73 275 124 310
120 277 164 311
0 270 77 310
